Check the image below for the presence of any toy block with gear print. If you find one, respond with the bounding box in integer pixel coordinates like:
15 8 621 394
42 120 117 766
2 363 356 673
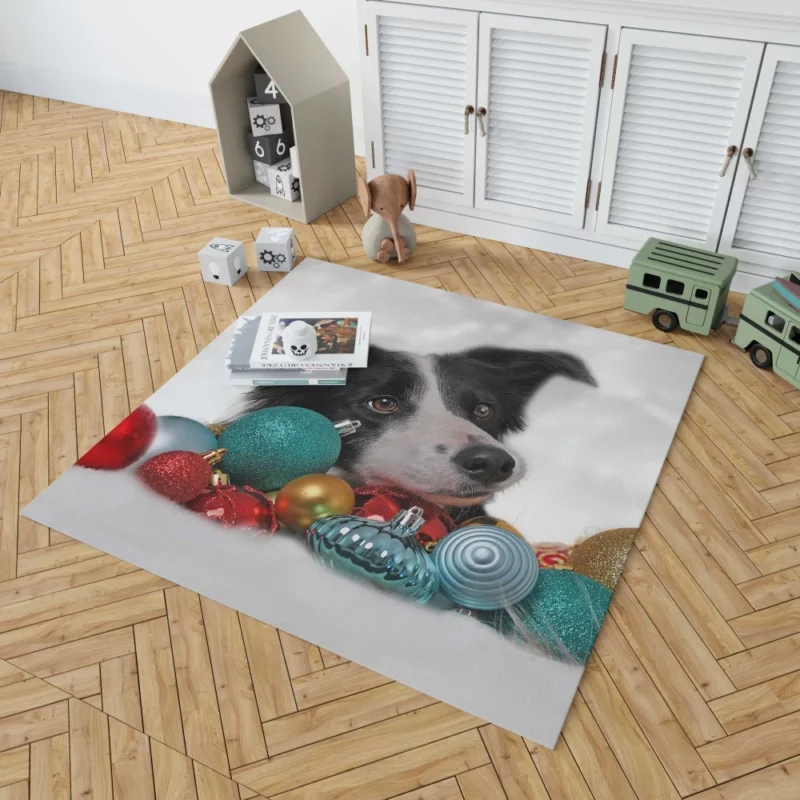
247 129 294 166
247 97 292 137
267 158 300 201
254 70 288 104
198 237 246 285
255 227 297 273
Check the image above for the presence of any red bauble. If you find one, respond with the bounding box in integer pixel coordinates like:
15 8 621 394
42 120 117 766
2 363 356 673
77 405 157 470
352 486 454 551
185 485 278 531
137 451 212 503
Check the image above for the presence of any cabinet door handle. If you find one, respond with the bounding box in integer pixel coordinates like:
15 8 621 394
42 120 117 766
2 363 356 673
743 147 757 180
464 105 475 135
719 144 737 177
477 107 487 138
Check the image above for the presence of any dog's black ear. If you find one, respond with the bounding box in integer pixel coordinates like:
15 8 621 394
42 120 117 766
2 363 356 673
463 347 597 395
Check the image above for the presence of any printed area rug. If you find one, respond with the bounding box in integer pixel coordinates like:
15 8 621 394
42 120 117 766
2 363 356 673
23 259 702 748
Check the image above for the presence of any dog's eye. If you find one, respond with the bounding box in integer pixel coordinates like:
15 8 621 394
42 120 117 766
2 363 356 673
368 396 399 414
473 403 492 419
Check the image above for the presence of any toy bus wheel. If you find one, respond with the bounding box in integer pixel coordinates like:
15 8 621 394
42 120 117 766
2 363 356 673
652 309 679 332
750 344 773 370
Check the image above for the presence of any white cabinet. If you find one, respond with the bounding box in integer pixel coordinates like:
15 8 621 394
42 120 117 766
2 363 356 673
474 15 606 228
595 29 764 248
365 2 478 206
360 0 800 286
364 3 606 221
720 44 800 272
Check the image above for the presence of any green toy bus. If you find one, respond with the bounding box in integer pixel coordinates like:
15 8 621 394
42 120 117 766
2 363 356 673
733 279 800 384
623 239 738 335
624 237 800 390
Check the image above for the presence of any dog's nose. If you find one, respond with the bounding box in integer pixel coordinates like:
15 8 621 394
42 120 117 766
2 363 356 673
453 445 515 483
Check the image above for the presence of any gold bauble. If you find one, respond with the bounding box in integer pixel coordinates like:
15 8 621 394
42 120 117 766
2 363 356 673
567 528 638 591
462 515 525 539
275 474 355 531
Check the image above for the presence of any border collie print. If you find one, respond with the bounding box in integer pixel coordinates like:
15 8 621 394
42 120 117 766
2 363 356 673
238 345 596 521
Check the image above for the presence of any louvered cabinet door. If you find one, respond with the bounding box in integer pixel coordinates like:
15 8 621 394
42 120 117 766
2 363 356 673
720 45 800 272
596 29 764 248
474 15 606 227
365 1 478 206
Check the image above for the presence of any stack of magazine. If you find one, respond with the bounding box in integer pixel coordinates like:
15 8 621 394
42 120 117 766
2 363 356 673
226 312 371 386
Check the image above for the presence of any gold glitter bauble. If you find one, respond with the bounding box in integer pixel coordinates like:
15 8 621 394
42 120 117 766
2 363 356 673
275 474 355 531
462 516 524 539
567 528 638 591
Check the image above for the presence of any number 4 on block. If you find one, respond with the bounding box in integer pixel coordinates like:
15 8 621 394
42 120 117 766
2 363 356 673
248 130 295 166
255 72 287 104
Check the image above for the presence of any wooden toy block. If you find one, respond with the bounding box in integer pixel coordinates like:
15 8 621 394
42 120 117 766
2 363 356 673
248 130 294 165
198 237 247 285
247 97 292 137
253 161 271 189
254 70 288 104
268 158 300 201
255 226 296 272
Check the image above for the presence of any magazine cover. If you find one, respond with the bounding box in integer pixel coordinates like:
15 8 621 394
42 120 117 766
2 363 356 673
249 312 371 369
226 318 347 385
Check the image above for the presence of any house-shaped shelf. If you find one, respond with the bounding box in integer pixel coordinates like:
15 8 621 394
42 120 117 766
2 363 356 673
210 11 356 223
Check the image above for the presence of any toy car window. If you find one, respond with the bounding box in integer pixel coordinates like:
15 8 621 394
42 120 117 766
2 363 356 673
643 273 660 289
696 288 709 300
790 327 800 345
766 311 786 333
666 279 685 295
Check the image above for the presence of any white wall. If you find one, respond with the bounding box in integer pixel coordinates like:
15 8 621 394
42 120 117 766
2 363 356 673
0 0 364 153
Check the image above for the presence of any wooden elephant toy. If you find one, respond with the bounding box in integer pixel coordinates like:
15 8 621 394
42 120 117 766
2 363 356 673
357 170 417 263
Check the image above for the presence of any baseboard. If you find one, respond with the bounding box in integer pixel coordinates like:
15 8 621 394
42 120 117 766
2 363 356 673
408 205 776 296
0 61 367 156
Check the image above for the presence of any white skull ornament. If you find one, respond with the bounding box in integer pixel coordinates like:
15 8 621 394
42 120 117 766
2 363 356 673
282 320 318 360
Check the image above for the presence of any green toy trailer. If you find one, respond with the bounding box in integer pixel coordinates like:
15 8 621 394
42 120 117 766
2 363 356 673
733 275 800 383
624 238 800 391
623 238 738 335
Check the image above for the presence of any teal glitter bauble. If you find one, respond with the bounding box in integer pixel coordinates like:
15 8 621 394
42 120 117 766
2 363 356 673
218 407 341 491
478 569 611 664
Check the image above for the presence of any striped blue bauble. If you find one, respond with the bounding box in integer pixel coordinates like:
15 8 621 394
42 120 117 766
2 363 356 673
433 524 539 610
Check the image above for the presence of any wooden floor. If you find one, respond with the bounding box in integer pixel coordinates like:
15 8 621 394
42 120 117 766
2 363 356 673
0 94 799 800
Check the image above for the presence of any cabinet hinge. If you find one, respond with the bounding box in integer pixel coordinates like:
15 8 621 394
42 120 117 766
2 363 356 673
599 52 607 87
364 24 369 56
371 141 376 169
610 54 619 89
584 179 592 209
595 181 602 211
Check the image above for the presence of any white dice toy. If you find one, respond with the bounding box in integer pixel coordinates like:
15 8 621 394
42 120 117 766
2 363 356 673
247 97 291 137
255 227 297 273
268 158 300 201
198 237 246 285
253 161 271 189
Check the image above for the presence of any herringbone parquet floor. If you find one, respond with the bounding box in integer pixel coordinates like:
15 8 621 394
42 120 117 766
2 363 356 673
0 91 799 800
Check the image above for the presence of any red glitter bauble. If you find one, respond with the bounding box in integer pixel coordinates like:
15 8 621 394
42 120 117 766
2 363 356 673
352 487 454 551
77 405 157 470
136 450 212 503
185 485 278 531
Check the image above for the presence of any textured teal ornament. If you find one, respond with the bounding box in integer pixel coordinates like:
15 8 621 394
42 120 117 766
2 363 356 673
308 507 440 603
433 525 538 610
219 407 341 491
478 569 611 664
